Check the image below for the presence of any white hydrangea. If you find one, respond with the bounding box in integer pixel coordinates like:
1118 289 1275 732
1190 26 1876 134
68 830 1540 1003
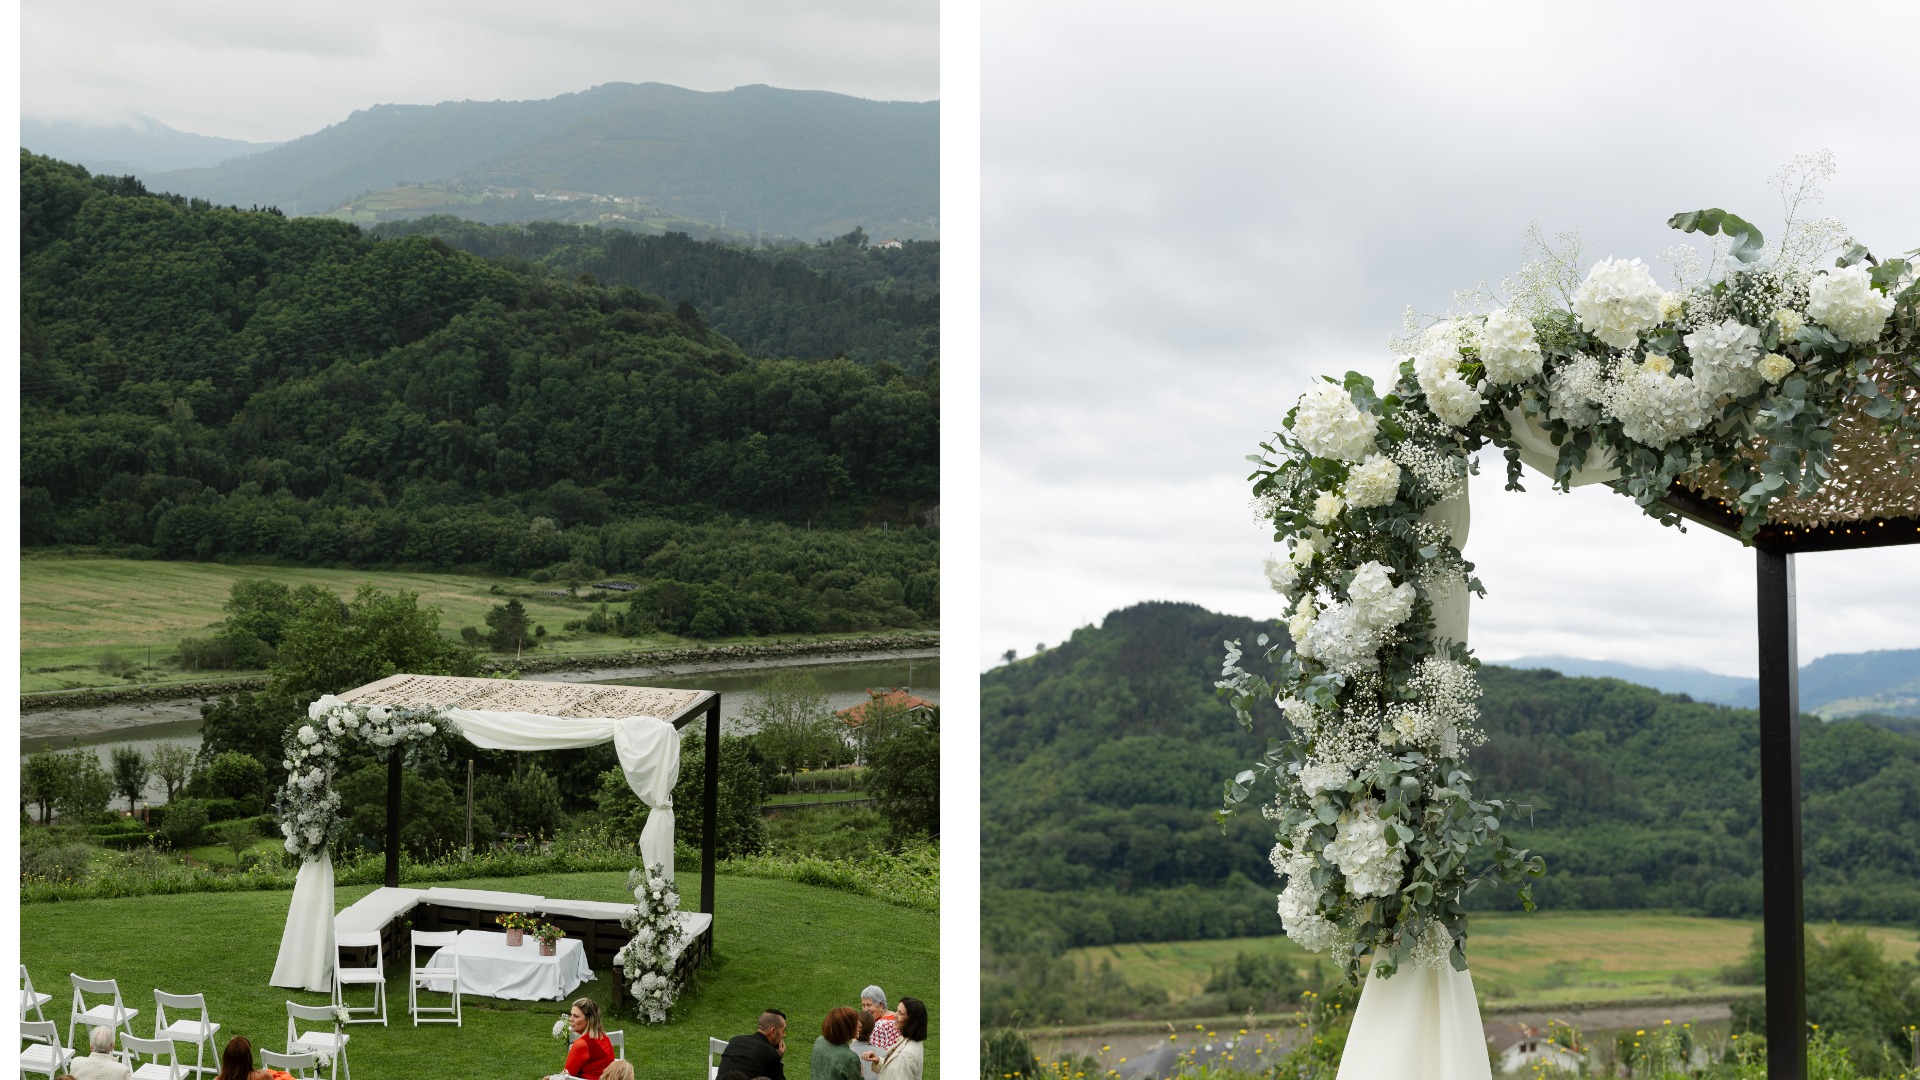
1277 880 1338 953
1478 309 1544 384
1685 318 1764 401
1346 562 1415 630
367 706 390 721
1414 323 1488 427
297 725 319 746
1602 359 1709 448
1263 554 1300 596
1285 594 1318 645
1759 353 1795 383
1572 257 1667 349
1296 603 1382 674
1297 760 1351 797
1547 355 1606 427
1311 490 1345 526
1326 800 1406 898
1293 383 1380 462
1774 308 1806 340
1345 454 1401 508
1806 265 1895 344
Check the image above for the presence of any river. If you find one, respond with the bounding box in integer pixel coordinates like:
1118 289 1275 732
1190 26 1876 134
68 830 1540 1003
20 651 940 807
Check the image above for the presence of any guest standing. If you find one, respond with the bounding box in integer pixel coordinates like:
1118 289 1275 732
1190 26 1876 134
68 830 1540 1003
849 1010 880 1080
860 998 927 1080
551 999 616 1080
860 986 900 1059
718 1010 788 1080
69 1027 133 1080
811 1007 863 1080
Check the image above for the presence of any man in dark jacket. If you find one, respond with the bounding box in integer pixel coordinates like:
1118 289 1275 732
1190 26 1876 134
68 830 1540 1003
719 1010 788 1080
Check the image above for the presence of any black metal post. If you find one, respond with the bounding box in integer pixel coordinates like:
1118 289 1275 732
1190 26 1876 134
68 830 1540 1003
385 749 403 888
1757 549 1806 1080
465 759 475 857
702 695 720 916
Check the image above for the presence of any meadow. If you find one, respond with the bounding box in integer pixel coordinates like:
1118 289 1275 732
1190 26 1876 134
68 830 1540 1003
1064 912 1920 1014
22 869 939 1080
20 557 924 694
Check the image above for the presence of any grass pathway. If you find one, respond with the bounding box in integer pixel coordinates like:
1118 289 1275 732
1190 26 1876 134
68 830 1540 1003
23 870 938 1080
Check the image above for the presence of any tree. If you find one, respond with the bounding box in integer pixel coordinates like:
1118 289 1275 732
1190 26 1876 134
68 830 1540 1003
209 752 267 802
740 670 838 777
54 751 115 824
867 707 938 844
1003 649 1016 664
223 578 302 646
484 599 533 653
214 818 259 866
110 745 150 812
596 733 768 858
150 743 195 803
159 798 209 847
23 748 68 825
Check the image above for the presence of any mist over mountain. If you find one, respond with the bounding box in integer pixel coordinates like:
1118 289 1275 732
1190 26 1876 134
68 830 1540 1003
1502 648 1920 717
21 115 282 174
81 82 937 239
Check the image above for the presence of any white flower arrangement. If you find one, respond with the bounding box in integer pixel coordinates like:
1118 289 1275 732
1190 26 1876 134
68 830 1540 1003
1219 187 1917 983
553 1018 570 1040
276 695 447 863
615 863 684 1024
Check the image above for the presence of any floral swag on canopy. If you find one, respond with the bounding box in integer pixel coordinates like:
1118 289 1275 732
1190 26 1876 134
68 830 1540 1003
1217 157 1919 986
278 696 450 860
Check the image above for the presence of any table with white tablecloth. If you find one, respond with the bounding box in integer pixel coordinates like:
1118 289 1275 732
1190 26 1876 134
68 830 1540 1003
418 930 596 1001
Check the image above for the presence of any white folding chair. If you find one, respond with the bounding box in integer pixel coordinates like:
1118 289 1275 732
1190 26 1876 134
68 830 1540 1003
70 973 141 1053
332 931 387 1026
119 1032 184 1080
709 1036 730 1080
286 1000 350 1080
608 1029 625 1060
408 931 461 1027
20 1019 75 1079
262 1048 321 1079
153 989 222 1076
21 965 53 1021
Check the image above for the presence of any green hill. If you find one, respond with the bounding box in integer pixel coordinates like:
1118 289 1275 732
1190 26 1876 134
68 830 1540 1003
980 601 1920 955
19 151 939 634
87 83 937 240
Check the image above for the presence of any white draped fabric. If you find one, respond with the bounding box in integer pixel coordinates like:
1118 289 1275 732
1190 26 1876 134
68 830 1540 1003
1340 421 1618 1076
1337 963 1489 1080
269 849 335 993
269 706 681 991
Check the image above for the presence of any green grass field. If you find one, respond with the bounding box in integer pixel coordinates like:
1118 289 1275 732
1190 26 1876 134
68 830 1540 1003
22 870 938 1080
20 557 920 693
1067 912 1920 1011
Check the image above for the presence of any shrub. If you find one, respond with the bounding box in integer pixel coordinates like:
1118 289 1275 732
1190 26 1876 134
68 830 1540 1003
97 651 139 678
213 819 260 864
159 799 210 847
21 841 96 884
209 752 267 801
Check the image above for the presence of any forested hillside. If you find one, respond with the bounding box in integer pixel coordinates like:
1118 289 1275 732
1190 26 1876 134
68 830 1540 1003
19 152 939 630
980 602 1920 955
372 217 936 369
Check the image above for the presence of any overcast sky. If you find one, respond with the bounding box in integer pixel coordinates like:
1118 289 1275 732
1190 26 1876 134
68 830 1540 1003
19 0 938 143
982 0 1920 677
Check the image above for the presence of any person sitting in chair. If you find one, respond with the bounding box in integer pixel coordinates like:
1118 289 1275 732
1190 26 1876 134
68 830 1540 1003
718 1010 788 1080
70 1027 132 1080
549 998 615 1080
212 1037 273 1080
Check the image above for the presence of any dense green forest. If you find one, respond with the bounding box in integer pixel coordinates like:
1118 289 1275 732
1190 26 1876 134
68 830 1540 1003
19 152 939 625
980 601 1920 956
371 217 937 368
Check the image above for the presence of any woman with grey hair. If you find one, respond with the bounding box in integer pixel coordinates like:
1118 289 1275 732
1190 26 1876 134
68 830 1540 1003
860 985 900 1061
69 1026 133 1080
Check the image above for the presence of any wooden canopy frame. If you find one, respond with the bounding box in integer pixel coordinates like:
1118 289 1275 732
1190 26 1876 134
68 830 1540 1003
1658 482 1919 1080
334 675 725 919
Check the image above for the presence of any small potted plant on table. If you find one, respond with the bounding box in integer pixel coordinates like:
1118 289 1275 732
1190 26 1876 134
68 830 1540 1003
534 921 566 957
496 911 538 946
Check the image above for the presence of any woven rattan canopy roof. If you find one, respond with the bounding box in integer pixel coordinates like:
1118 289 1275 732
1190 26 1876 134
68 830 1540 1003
339 674 711 726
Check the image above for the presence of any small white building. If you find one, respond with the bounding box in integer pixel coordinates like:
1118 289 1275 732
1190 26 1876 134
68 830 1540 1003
1485 1023 1584 1074
877 237 903 249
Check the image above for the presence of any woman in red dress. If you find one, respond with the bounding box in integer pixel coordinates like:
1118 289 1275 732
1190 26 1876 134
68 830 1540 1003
550 998 615 1080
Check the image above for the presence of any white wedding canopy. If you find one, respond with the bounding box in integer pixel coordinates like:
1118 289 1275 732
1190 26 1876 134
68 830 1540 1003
270 674 720 993
1340 422 1615 1080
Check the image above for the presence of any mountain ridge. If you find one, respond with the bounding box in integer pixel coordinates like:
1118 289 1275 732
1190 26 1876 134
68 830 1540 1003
1499 649 1920 717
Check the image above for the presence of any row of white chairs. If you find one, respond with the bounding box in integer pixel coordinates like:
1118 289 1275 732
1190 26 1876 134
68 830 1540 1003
332 929 464 1027
20 968 224 1077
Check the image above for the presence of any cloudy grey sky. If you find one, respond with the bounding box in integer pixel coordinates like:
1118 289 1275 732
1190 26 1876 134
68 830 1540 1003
982 0 1920 676
20 0 938 143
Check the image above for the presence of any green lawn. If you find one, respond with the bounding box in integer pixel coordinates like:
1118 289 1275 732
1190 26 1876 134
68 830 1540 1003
1067 912 1920 1011
22 870 939 1080
764 791 871 806
20 557 925 693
